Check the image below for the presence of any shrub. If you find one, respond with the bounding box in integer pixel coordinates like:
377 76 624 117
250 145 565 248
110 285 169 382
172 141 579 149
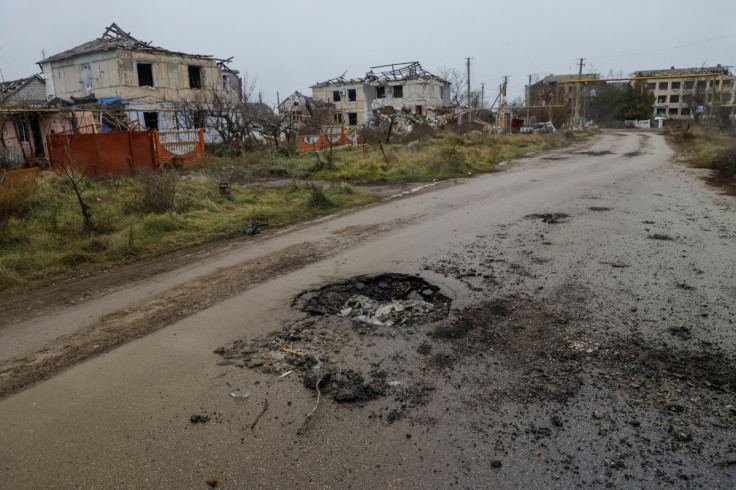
138 168 178 214
306 185 334 209
712 146 736 178
0 174 39 235
430 147 467 176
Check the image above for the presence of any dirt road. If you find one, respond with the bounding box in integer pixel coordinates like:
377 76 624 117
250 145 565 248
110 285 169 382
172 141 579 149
1 131 734 488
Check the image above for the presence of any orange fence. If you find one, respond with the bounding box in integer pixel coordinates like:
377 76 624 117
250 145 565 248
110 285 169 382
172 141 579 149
298 125 362 154
47 131 157 177
47 129 205 178
155 129 205 166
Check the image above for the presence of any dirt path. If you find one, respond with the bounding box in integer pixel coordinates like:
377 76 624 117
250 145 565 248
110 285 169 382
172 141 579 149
1 131 734 488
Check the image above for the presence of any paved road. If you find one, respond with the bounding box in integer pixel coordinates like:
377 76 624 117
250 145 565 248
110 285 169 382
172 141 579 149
2 131 735 488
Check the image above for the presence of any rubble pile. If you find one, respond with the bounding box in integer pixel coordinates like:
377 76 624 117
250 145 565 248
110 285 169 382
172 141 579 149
340 294 436 326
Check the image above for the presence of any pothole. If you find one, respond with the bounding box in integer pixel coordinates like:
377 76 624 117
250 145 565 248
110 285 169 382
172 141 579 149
292 273 452 325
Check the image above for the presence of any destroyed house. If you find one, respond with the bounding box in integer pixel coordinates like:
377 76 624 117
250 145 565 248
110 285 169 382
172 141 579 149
278 91 334 132
525 73 601 107
310 62 450 126
0 75 93 168
37 23 241 136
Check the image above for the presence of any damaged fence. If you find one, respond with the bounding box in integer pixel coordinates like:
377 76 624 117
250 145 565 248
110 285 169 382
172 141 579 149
298 125 362 154
47 128 205 177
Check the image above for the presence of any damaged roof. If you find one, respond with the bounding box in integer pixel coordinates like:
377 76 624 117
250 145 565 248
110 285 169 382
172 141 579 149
538 73 600 85
0 74 45 104
38 22 216 64
312 62 447 87
634 65 732 77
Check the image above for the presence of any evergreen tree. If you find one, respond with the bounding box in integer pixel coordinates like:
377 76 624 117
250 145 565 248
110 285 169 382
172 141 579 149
615 81 655 120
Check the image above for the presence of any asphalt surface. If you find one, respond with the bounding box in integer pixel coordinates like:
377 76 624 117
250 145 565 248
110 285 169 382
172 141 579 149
1 131 734 488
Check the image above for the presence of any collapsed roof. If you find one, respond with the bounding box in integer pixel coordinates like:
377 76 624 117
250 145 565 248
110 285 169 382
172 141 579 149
38 22 217 65
312 62 447 87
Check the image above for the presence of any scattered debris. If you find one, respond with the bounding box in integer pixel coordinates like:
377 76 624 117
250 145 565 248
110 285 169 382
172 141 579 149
244 222 268 235
250 399 268 430
297 376 323 435
277 345 305 356
589 207 611 212
526 213 569 224
280 370 294 378
190 414 210 424
206 479 218 488
648 233 673 241
598 261 630 268
229 389 249 398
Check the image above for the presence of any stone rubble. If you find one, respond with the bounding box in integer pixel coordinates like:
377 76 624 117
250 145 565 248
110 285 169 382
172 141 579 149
339 294 436 326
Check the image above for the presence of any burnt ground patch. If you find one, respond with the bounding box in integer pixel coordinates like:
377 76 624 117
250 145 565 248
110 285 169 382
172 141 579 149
215 275 736 486
525 212 570 223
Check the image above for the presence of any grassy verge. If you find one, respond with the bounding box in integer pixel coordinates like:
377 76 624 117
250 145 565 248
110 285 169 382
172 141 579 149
0 172 377 295
224 130 585 184
0 130 586 296
666 124 736 178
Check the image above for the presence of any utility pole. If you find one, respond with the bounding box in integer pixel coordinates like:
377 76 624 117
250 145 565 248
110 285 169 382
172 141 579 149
481 83 485 109
465 57 472 123
526 74 532 126
574 57 585 128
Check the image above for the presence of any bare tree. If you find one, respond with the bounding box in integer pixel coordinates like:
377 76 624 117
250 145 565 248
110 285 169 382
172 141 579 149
51 119 95 229
438 66 468 107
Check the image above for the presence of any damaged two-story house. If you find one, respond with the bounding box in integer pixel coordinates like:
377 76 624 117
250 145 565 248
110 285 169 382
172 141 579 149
37 23 241 141
310 62 450 126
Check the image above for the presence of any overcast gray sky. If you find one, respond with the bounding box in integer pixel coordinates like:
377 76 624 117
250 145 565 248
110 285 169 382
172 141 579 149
1 0 735 105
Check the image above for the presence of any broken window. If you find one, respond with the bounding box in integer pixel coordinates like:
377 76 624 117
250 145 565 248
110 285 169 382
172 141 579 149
696 80 706 89
347 88 356 102
393 85 403 98
334 113 343 124
670 95 680 103
671 81 681 90
681 107 691 115
333 90 341 102
647 82 656 90
723 93 732 103
723 79 734 88
80 63 93 90
684 80 694 90
656 107 666 115
15 120 29 143
348 112 357 126
659 82 668 90
143 112 159 130
416 105 423 116
376 86 386 99
657 95 666 103
188 66 202 89
668 107 678 115
137 63 154 87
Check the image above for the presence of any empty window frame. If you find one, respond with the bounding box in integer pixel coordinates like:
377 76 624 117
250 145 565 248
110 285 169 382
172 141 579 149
332 90 341 102
376 86 386 99
671 81 681 90
647 82 656 90
348 112 358 125
656 107 666 115
334 113 343 124
670 95 680 103
659 81 668 90
668 107 678 115
137 63 154 87
347 88 357 102
416 105 423 115
143 112 159 130
723 93 733 103
188 66 202 89
696 80 706 89
684 80 694 90
723 79 734 88
393 85 404 98
80 63 93 89
680 107 691 115
657 95 666 103
15 120 29 143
